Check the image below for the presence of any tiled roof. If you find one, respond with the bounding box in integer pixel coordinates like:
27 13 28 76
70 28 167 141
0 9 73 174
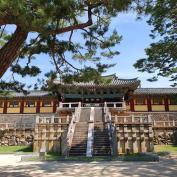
54 75 140 89
0 90 50 98
1 88 177 98
135 88 177 95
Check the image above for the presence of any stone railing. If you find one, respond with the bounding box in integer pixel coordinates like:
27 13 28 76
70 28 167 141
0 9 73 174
86 107 94 157
62 103 81 156
74 104 81 122
36 115 71 124
0 123 35 129
58 102 81 109
62 115 76 156
111 115 152 124
104 102 126 110
153 120 177 128
104 105 115 156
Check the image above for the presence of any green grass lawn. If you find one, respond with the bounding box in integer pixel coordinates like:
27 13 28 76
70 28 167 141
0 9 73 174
154 145 177 152
0 146 33 154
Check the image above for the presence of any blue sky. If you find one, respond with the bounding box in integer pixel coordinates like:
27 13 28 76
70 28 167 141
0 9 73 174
2 12 172 88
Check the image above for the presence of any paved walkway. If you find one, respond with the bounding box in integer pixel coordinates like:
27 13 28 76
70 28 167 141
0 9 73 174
0 155 177 177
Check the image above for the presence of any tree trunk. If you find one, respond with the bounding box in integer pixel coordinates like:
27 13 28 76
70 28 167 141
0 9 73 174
0 26 28 78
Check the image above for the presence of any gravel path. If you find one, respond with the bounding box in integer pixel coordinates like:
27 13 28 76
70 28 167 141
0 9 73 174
0 155 177 177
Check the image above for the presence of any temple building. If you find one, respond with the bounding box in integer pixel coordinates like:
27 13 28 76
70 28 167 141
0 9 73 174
0 74 177 156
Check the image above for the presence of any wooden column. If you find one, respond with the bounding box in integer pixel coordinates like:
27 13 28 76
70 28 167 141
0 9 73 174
130 98 135 112
53 100 57 113
20 100 24 114
3 100 7 114
164 96 169 112
36 99 40 113
147 96 152 112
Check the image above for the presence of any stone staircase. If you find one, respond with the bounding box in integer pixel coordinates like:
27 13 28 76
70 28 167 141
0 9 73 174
69 108 90 156
93 108 111 156
94 107 103 122
93 122 111 156
69 107 111 156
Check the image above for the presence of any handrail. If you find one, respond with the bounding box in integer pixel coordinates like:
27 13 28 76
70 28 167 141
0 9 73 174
104 103 114 156
62 102 81 156
86 107 94 157
61 114 76 156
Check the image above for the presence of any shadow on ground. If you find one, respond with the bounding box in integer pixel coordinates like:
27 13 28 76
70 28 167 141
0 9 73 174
0 156 177 177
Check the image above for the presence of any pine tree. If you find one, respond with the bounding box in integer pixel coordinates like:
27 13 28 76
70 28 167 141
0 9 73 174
0 0 135 91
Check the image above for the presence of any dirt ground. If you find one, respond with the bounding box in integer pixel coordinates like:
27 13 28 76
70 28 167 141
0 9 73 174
0 155 177 177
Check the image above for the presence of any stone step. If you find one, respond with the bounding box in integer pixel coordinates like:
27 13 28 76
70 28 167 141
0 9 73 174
71 143 87 146
94 151 110 154
71 140 87 143
94 135 109 137
94 140 110 143
94 144 110 146
94 148 110 151
93 153 111 156
73 134 88 136
70 149 86 152
72 142 87 145
69 153 86 156
94 137 109 142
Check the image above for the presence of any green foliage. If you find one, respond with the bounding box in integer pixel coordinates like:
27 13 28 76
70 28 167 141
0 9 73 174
0 0 133 91
11 64 41 77
0 80 27 94
134 0 177 85
41 63 115 94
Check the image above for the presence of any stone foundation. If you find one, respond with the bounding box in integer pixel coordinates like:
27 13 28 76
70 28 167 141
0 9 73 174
0 129 33 146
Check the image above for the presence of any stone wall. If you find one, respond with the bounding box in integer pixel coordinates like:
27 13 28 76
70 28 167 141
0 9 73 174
0 113 55 122
115 123 153 154
0 129 34 146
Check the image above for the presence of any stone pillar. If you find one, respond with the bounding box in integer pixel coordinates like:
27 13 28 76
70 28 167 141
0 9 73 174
49 124 54 151
124 125 128 153
132 126 138 153
149 125 154 151
141 139 146 152
140 125 146 152
36 115 40 124
117 126 121 154
51 115 54 123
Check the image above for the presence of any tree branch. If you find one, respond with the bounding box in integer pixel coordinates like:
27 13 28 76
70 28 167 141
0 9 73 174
0 25 6 39
33 6 93 35
60 53 81 71
0 26 28 78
